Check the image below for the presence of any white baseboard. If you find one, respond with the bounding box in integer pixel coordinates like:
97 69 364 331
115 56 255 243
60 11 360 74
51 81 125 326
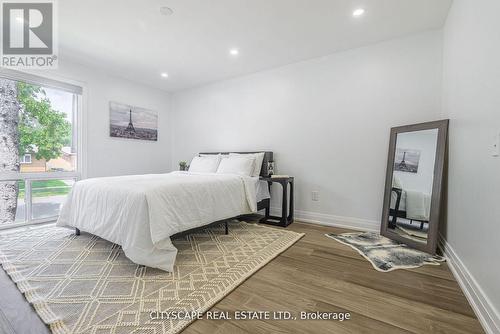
270 207 379 232
439 236 500 334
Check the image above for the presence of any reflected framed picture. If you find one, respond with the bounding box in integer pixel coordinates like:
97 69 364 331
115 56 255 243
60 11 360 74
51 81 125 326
109 101 158 141
394 148 420 173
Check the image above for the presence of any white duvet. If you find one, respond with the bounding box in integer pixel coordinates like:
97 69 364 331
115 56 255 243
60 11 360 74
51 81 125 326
56 171 257 271
391 189 431 221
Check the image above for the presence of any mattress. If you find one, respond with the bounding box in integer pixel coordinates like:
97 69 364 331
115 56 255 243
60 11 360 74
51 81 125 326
391 189 431 221
57 171 258 271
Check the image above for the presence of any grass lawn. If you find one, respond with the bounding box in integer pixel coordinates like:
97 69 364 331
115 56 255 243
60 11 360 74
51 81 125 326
18 180 72 198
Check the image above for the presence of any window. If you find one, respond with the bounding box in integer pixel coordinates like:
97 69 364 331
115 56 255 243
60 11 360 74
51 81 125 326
20 154 32 164
0 69 82 228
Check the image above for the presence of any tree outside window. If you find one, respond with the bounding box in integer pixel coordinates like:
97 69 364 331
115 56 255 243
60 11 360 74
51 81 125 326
0 79 74 224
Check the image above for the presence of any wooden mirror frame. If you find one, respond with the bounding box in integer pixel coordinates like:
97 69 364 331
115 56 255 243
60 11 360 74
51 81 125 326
381 119 449 254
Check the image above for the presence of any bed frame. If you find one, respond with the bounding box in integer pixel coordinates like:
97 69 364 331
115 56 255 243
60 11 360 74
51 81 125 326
75 151 273 237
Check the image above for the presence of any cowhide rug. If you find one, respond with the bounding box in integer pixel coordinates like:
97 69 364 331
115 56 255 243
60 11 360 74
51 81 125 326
325 232 445 272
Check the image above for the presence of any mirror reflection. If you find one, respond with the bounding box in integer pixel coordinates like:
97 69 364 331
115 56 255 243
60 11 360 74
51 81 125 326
388 129 439 244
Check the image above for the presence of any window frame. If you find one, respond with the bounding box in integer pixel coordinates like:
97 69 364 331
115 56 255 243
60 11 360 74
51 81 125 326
20 154 32 164
0 69 86 229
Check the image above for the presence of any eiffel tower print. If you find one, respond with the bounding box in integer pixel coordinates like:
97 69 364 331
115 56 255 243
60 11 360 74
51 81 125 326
397 151 408 170
125 109 136 134
110 102 158 141
394 148 420 173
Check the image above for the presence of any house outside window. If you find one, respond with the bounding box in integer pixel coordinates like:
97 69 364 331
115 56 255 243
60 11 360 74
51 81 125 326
20 154 32 164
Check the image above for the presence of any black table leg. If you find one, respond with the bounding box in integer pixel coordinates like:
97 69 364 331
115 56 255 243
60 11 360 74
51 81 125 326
288 180 294 223
280 181 288 226
263 204 270 222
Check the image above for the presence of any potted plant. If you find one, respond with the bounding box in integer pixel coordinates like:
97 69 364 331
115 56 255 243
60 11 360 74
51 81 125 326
179 161 188 171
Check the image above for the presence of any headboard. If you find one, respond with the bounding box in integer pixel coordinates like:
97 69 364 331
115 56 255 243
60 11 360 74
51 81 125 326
199 151 273 177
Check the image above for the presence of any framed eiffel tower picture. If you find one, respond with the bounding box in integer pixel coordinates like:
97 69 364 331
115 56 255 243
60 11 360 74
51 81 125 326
109 101 158 141
394 148 421 173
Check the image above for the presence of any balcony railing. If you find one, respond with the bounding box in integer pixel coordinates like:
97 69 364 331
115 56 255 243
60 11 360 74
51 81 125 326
0 173 78 230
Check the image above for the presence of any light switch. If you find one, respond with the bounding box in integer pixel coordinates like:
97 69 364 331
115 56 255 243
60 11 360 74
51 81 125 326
492 133 500 157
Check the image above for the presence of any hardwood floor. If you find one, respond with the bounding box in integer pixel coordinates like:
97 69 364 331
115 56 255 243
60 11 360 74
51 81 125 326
0 219 484 334
184 219 484 334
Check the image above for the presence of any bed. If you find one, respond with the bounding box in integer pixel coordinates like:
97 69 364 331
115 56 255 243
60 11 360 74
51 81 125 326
56 151 273 272
390 188 431 229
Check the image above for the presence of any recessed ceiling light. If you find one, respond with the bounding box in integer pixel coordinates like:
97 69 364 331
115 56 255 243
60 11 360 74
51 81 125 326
160 6 174 16
229 48 239 56
161 72 169 78
352 8 365 17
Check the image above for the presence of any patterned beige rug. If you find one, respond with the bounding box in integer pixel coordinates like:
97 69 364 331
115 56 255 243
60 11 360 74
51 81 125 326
0 221 303 334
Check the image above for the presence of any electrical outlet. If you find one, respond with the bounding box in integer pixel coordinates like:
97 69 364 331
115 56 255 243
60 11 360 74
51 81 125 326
492 133 500 157
312 191 320 201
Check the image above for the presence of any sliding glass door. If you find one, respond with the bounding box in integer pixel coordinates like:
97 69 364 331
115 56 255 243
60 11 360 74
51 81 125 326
0 70 82 228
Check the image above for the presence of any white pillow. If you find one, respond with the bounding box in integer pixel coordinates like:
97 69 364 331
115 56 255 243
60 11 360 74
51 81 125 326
189 155 220 173
217 156 256 176
229 152 265 177
199 153 221 157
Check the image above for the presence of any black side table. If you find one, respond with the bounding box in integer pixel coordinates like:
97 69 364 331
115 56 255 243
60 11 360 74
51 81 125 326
259 176 294 227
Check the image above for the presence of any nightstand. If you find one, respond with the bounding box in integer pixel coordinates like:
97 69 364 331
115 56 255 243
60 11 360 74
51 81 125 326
259 176 294 227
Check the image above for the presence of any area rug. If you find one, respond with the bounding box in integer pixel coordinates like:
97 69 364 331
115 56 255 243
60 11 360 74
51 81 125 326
0 221 303 334
325 232 444 272
396 225 428 240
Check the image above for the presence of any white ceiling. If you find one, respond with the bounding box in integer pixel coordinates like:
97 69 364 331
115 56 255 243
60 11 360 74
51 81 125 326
58 0 452 92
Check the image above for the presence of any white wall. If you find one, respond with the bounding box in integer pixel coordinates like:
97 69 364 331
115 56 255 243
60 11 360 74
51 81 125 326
37 59 172 178
171 31 443 224
442 0 500 331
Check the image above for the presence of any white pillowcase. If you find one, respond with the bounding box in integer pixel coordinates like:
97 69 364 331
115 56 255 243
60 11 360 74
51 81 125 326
229 152 265 177
216 156 256 176
188 155 221 173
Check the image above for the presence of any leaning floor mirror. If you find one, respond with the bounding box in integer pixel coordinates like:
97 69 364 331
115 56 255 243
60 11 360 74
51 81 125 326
381 120 449 254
